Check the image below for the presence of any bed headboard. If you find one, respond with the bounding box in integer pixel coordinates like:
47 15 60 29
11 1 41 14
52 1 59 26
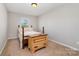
18 25 33 32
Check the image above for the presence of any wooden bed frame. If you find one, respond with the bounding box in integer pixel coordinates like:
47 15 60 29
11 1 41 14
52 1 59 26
18 25 48 53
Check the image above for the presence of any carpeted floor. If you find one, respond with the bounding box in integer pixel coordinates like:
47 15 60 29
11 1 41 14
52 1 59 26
1 39 79 56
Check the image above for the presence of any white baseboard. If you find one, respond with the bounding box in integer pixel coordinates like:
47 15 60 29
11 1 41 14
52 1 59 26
8 36 17 40
49 39 79 51
0 39 7 55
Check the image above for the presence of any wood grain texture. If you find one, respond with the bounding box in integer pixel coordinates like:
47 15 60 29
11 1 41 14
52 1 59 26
1 39 79 56
28 34 48 53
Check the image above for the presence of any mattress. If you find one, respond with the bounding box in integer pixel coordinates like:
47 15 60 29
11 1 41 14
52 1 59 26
24 31 41 36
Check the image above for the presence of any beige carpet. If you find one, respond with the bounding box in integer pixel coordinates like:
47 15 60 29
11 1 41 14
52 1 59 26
1 39 79 56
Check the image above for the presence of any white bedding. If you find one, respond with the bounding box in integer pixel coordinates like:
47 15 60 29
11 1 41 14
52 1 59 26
24 31 41 36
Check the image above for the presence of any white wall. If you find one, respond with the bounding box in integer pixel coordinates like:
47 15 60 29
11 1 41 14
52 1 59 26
38 4 79 50
8 12 38 39
0 4 8 54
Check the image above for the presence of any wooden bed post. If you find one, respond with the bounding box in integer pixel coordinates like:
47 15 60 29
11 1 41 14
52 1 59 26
42 26 44 34
22 26 24 49
18 25 20 28
31 25 32 28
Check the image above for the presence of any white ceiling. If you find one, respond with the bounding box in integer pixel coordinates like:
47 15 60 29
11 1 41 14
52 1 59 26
5 3 63 16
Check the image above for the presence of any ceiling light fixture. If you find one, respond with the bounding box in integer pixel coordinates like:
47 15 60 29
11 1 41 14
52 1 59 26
31 3 38 8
